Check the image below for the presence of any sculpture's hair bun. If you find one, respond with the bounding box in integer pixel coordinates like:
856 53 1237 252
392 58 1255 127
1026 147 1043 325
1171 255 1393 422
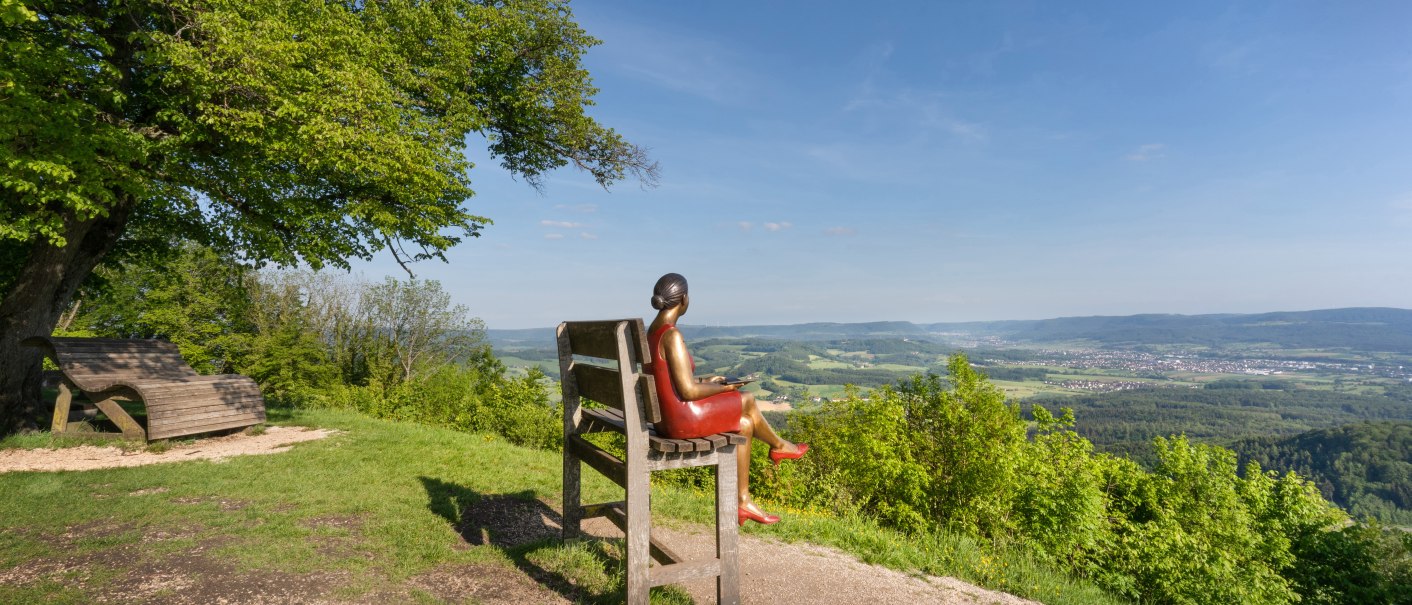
650 273 688 311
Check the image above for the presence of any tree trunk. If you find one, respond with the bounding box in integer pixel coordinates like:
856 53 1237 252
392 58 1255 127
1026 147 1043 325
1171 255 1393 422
0 202 134 434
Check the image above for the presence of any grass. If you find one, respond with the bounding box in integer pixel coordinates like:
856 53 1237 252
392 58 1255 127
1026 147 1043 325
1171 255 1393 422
0 407 1123 605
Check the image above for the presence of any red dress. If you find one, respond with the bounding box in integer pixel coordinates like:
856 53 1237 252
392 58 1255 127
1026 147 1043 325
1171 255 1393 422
646 322 742 439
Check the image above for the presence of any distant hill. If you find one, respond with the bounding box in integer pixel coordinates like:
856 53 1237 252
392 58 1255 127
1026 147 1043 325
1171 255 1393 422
489 307 1412 354
971 307 1412 352
1230 421 1412 525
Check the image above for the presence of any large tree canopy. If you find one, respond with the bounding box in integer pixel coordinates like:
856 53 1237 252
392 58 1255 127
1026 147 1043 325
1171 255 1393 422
0 0 655 430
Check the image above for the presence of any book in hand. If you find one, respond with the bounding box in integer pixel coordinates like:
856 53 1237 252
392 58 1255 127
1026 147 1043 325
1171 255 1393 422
723 374 758 386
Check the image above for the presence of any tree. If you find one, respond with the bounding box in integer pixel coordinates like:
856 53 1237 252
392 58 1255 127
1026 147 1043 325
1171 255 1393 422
0 0 656 431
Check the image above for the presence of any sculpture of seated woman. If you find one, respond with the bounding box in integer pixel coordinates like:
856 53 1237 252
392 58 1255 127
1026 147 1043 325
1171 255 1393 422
645 273 808 526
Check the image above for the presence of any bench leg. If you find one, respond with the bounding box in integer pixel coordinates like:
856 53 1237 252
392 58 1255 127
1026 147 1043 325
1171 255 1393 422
91 397 147 441
563 443 582 541
51 381 73 434
625 466 651 605
716 446 740 605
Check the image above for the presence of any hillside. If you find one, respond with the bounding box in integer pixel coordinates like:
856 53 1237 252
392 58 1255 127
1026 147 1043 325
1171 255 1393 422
490 307 1412 354
0 409 1098 605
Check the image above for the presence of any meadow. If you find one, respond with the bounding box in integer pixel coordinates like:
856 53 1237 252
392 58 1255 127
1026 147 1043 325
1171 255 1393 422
0 408 1116 605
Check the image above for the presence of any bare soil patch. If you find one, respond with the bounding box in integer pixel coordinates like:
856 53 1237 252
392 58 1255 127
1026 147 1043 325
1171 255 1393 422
406 563 568 605
0 426 337 473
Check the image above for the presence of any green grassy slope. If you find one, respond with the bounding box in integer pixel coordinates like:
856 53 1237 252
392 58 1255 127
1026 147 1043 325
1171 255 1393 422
0 409 1119 605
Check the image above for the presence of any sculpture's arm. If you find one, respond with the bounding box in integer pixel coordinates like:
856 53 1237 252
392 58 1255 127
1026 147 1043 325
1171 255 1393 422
661 328 738 401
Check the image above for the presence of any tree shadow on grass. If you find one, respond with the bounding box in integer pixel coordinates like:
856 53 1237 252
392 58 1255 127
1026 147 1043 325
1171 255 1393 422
417 477 604 602
418 477 693 604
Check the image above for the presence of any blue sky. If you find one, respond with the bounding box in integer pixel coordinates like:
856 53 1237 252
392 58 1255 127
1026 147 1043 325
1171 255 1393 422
349 1 1412 329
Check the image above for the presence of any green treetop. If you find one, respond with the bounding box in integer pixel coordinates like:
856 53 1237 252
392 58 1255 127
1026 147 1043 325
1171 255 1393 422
0 0 656 431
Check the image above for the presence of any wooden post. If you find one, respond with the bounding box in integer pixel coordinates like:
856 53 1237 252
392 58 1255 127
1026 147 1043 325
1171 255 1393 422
91 396 146 441
618 321 651 605
51 381 74 433
716 446 741 605
557 323 583 541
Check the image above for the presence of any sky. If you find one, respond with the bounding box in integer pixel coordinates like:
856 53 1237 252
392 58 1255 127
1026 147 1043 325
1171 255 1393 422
347 0 1412 329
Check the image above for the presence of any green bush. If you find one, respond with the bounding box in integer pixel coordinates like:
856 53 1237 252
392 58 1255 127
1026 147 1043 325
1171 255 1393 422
772 354 1406 605
319 362 559 450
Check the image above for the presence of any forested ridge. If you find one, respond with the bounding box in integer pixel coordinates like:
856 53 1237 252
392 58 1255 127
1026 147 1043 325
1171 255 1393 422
491 307 1412 352
1026 387 1412 462
1231 422 1412 525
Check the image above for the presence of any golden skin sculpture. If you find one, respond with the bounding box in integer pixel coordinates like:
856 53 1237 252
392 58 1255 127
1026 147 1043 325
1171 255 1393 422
645 273 808 525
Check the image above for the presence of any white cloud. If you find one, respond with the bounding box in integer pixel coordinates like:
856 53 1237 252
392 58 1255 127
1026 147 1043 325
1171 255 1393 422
1126 143 1167 162
764 221 793 232
541 220 584 228
579 232 598 240
825 227 857 237
543 233 565 240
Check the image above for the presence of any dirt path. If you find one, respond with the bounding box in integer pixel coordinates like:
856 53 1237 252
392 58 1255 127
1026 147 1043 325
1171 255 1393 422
587 520 1039 605
0 426 337 473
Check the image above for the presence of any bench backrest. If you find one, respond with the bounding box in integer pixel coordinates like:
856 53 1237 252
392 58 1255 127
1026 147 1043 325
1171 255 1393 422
555 319 662 426
22 336 199 392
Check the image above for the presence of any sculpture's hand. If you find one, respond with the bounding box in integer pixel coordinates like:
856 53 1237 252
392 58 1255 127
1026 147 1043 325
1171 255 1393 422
702 375 727 384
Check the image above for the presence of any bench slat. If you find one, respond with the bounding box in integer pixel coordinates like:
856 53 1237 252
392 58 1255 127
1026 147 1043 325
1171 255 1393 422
581 408 672 452
564 321 633 361
572 363 626 412
146 402 267 423
650 560 722 588
567 434 627 489
148 415 266 441
578 407 738 454
154 406 266 426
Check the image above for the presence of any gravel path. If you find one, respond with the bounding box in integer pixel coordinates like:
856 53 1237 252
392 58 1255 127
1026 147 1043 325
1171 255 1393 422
581 518 1040 605
0 426 337 473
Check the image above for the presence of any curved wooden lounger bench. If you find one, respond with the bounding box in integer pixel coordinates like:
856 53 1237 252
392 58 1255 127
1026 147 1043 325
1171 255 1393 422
22 336 266 441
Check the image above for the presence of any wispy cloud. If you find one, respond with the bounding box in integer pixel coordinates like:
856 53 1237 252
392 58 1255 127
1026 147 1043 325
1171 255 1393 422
825 227 857 237
579 232 598 240
544 233 565 240
738 221 753 231
841 42 987 144
590 19 757 105
541 220 585 228
1126 143 1167 161
764 221 792 232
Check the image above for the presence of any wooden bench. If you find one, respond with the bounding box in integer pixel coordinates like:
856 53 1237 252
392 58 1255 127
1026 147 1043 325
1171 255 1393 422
557 319 744 605
22 336 267 441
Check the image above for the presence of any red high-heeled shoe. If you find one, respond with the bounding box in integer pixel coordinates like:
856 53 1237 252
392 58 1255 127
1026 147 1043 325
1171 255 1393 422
769 442 809 466
738 507 781 526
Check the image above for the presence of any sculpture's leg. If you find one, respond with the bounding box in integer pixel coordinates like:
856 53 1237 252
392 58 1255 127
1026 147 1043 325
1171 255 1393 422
737 415 756 504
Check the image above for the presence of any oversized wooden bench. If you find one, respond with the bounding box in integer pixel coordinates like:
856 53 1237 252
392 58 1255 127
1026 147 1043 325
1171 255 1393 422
22 336 266 441
557 319 745 605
